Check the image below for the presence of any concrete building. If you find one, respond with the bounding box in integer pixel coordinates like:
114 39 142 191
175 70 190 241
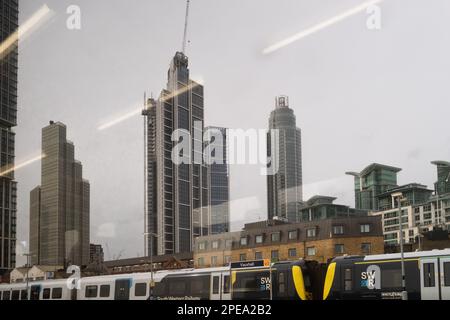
370 190 450 246
193 216 383 267
267 96 303 222
0 0 19 276
346 163 401 211
142 52 209 256
29 121 90 267
9 265 62 283
205 126 230 234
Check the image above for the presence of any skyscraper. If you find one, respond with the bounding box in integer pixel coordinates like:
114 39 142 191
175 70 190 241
206 126 230 234
0 0 18 275
143 52 209 256
267 96 303 222
346 163 401 211
431 161 450 196
30 121 90 267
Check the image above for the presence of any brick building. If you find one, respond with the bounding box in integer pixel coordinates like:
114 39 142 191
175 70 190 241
193 217 384 267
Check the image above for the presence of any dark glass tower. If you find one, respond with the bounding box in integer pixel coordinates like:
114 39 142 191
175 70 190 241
143 52 209 256
29 122 90 267
267 96 303 222
206 126 230 234
0 0 18 275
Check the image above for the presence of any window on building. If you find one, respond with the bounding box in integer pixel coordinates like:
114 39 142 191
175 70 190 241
335 244 345 254
224 255 231 265
211 256 218 266
255 251 263 260
333 225 344 235
255 235 263 244
198 241 206 250
288 230 298 240
240 236 248 246
288 248 297 258
307 247 316 256
135 283 147 297
271 250 279 261
225 239 233 248
85 285 98 298
360 224 371 233
239 253 247 261
307 228 316 237
271 232 280 242
361 243 372 254
100 285 110 298
212 240 219 249
198 257 205 267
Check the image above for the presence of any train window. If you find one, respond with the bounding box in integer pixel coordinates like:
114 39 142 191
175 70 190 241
85 285 98 298
423 263 435 287
444 262 450 287
278 272 286 294
213 276 220 294
190 276 209 296
2 291 10 300
52 288 63 299
344 268 352 291
135 283 147 297
381 268 402 288
223 276 230 294
42 288 51 300
169 280 186 295
20 290 28 300
11 290 20 300
100 285 110 297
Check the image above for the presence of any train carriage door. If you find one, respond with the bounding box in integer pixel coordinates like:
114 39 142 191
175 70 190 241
439 257 450 300
114 279 131 300
420 258 439 300
222 272 231 300
210 272 222 300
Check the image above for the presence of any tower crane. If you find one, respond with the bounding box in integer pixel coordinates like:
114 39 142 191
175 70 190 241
181 0 191 54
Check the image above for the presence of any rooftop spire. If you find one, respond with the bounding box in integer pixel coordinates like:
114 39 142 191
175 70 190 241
181 0 191 54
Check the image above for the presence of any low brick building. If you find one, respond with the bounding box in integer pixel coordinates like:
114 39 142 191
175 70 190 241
194 217 384 267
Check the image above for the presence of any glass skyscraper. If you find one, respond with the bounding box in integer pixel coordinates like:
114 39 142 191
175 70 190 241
0 0 18 275
143 52 209 256
206 126 230 234
346 163 401 211
267 96 303 222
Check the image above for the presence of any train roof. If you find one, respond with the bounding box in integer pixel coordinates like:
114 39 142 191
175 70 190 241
333 248 450 263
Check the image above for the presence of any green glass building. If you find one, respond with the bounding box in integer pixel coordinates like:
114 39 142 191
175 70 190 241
346 163 401 211
431 161 450 196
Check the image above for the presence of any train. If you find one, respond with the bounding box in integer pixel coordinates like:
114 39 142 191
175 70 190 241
1 248 449 300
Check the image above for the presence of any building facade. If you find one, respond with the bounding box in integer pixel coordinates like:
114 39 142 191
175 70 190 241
370 189 450 246
193 216 383 267
206 126 230 234
29 121 90 267
267 96 303 222
297 195 367 222
89 244 104 265
347 163 401 211
143 52 209 256
0 0 18 275
432 161 450 196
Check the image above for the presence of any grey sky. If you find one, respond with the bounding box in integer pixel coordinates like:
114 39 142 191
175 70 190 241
15 0 450 264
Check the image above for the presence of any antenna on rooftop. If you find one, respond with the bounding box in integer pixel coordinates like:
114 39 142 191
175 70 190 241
181 0 191 54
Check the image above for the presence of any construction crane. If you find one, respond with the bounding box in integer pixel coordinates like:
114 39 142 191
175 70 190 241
181 0 191 54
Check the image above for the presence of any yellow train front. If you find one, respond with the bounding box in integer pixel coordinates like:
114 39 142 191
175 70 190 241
230 259 318 300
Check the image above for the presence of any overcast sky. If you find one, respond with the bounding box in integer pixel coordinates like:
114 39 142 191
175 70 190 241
15 0 450 264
